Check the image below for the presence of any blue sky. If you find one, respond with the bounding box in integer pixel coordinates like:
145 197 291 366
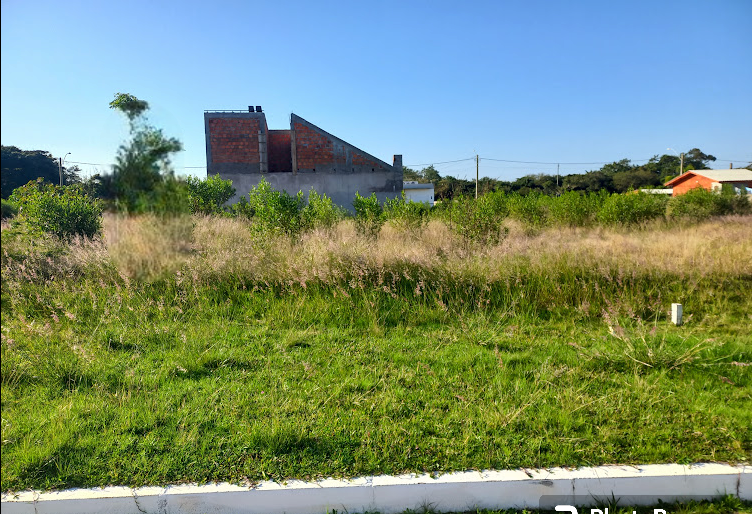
2 0 750 182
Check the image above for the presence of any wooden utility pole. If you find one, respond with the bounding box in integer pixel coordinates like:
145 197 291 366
475 155 479 199
680 153 684 175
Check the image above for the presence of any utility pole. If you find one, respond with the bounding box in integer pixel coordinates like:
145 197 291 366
58 152 70 186
475 154 479 199
680 153 684 175
556 163 560 190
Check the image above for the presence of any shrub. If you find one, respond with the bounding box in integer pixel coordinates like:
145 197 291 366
247 178 304 236
353 192 384 238
301 189 344 231
9 180 102 239
1 199 18 219
383 193 431 232
597 192 667 225
549 191 606 227
132 176 191 215
668 188 735 222
185 174 236 215
443 193 506 245
508 191 550 228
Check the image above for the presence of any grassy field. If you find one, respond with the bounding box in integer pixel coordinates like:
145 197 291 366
1 214 751 492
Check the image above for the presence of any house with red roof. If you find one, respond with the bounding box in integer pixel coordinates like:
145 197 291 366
665 169 752 196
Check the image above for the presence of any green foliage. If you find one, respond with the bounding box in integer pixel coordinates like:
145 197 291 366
353 192 384 237
247 178 305 236
185 174 236 215
1 146 80 198
668 188 748 221
229 196 254 219
9 180 102 239
134 176 191 216
1 199 18 219
108 92 149 122
549 191 607 227
597 192 667 225
105 93 183 212
443 192 507 244
300 189 344 231
383 193 431 232
508 191 550 228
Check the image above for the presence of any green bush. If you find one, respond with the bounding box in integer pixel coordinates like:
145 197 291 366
443 193 507 245
383 193 431 232
668 188 736 221
247 178 305 236
9 180 102 239
508 191 550 227
132 176 191 215
597 192 667 225
1 199 18 219
353 192 384 238
185 174 236 215
549 191 606 227
301 189 344 231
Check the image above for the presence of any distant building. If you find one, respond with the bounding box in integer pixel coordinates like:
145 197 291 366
665 169 752 196
204 107 403 210
638 188 673 195
403 181 434 204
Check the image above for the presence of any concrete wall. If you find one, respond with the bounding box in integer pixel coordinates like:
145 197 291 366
403 182 434 204
206 111 402 210
221 172 401 211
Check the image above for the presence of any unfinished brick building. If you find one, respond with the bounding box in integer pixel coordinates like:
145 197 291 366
204 107 403 209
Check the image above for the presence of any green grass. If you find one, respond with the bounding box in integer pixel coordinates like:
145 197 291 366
1 215 751 492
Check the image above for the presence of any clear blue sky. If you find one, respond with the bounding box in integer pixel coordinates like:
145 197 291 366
2 0 751 182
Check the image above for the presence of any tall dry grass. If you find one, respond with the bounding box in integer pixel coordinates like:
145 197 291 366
4 213 751 287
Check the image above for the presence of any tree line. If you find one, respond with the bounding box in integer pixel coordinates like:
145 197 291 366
404 149 738 201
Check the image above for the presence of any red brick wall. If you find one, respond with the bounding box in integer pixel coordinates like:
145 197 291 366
352 151 380 168
268 130 292 172
671 174 714 195
294 122 352 169
209 118 260 164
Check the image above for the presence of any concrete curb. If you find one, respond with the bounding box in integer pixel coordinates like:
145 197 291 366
2 463 749 514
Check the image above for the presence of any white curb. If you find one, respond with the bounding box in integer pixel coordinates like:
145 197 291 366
1 463 748 514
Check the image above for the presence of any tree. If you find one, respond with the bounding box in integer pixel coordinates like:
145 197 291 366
402 165 422 182
1 146 58 198
106 92 183 211
420 165 442 183
683 148 716 170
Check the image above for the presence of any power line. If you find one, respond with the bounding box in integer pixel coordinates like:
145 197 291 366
404 157 475 167
481 157 654 165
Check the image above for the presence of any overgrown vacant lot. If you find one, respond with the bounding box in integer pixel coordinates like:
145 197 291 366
1 214 751 492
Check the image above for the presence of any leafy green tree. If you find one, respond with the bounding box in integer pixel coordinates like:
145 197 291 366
1 146 79 198
106 92 183 211
683 148 716 170
420 165 442 183
402 166 421 182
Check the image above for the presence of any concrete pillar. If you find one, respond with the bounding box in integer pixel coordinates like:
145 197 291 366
258 130 268 173
671 303 683 326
